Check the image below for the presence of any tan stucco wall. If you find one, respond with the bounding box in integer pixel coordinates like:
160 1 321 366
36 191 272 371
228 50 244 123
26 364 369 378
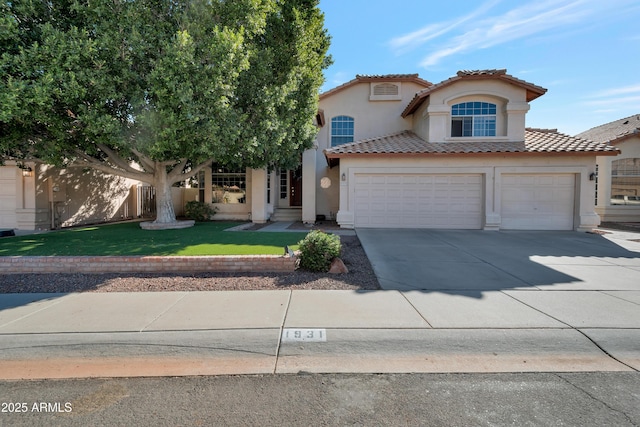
0 163 19 229
39 166 143 228
416 79 530 143
596 136 640 222
314 80 427 219
335 154 598 231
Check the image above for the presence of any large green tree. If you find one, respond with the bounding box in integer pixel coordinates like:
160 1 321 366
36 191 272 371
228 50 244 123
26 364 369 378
0 0 331 225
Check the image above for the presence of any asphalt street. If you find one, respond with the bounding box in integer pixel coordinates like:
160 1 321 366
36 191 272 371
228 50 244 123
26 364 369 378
1 372 639 426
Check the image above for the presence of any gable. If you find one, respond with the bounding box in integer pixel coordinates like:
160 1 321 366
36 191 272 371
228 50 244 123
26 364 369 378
402 69 546 118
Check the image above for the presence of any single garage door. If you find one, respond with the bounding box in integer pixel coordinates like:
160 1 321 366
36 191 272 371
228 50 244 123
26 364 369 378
501 174 575 230
0 166 17 229
354 174 483 228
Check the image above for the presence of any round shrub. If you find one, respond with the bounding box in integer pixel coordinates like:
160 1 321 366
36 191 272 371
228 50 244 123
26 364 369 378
297 230 341 272
184 201 217 222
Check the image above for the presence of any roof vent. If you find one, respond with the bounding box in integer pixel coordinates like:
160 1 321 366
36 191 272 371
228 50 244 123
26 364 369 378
373 83 399 96
370 83 401 101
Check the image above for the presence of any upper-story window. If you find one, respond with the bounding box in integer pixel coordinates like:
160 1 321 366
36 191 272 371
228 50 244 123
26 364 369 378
331 115 354 146
451 102 497 137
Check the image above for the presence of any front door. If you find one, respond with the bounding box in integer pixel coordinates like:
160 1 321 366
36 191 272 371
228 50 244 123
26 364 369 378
289 168 302 206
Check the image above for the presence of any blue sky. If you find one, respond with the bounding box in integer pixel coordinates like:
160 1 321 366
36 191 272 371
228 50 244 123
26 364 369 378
318 0 640 136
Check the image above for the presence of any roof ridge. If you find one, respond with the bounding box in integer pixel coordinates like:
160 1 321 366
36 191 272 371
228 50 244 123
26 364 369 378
319 74 433 100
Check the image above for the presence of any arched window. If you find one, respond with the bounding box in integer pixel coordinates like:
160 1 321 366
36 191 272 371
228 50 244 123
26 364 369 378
611 158 640 205
331 115 354 146
451 102 496 137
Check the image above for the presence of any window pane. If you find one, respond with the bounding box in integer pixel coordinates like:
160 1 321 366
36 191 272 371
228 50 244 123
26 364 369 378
331 115 354 146
611 158 640 205
212 163 246 204
450 102 497 137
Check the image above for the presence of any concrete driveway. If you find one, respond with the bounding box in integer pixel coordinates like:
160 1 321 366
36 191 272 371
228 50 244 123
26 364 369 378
357 228 640 360
357 228 640 294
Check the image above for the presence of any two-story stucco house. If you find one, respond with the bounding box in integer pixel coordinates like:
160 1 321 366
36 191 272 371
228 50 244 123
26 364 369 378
577 114 640 222
311 69 617 231
0 69 619 232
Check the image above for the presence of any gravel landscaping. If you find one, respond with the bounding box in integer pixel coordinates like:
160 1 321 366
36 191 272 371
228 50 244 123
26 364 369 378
0 235 380 293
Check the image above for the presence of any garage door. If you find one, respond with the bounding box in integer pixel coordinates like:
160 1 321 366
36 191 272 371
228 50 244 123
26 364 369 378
501 174 575 230
0 167 17 229
354 174 483 228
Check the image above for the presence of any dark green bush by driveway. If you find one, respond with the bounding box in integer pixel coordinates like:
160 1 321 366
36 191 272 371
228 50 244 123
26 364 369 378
297 230 341 272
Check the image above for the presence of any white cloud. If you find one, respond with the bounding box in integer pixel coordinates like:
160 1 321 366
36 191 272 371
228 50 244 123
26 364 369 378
590 84 640 98
420 0 592 67
388 0 635 69
387 0 500 55
583 95 640 106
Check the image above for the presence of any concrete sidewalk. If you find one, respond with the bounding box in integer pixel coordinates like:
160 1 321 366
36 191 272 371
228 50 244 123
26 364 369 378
0 286 638 379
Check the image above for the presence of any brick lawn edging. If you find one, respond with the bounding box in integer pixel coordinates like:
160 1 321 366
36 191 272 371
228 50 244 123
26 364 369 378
0 255 297 274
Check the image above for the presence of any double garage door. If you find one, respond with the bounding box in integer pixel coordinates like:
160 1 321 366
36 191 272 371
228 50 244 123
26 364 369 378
353 173 575 230
354 174 483 229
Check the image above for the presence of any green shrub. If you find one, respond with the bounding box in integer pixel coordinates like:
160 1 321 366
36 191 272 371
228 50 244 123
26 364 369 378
184 201 217 222
297 230 341 272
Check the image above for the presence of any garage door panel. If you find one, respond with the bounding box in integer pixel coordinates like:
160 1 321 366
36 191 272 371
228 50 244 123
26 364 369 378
501 174 574 231
354 174 482 229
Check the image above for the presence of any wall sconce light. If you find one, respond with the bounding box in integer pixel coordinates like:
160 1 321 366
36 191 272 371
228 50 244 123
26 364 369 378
341 173 346 182
21 166 33 177
589 172 596 181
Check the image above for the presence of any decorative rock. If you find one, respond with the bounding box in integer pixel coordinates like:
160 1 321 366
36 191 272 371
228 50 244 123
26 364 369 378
328 257 349 274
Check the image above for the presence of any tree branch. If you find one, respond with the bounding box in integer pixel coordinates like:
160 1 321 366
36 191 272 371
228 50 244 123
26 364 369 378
131 148 156 172
167 158 189 182
69 150 151 182
96 143 143 175
168 158 212 186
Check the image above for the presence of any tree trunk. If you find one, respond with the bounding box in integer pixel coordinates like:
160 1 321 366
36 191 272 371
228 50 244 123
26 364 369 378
153 164 177 224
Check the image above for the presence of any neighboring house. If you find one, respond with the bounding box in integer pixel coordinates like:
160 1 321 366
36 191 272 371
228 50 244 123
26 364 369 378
577 114 640 222
0 161 196 231
0 69 619 232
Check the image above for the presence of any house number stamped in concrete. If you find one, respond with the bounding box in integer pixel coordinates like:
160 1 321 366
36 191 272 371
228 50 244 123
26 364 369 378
281 328 327 342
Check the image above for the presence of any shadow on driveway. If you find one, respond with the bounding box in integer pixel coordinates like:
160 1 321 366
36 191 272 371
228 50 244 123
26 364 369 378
356 229 640 297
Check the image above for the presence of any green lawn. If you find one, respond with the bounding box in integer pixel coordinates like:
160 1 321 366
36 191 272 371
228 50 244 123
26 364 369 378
0 222 308 256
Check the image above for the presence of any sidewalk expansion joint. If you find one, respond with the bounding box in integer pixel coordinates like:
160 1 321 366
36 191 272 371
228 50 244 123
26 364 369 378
0 293 79 330
273 290 293 374
139 292 189 332
399 291 433 328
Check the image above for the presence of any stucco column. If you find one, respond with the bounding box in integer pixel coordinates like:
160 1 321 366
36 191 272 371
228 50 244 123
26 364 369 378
577 168 600 231
335 164 354 229
484 168 500 230
506 102 529 141
426 104 449 141
302 147 317 223
15 162 44 230
250 168 269 223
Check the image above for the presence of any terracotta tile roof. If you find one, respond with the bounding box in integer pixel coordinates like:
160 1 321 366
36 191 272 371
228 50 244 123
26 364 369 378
576 114 640 144
401 69 547 117
319 74 432 100
324 129 618 160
